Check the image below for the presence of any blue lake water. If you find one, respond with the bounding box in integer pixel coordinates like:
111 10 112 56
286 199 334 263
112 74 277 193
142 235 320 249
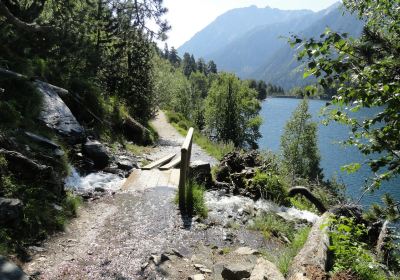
258 98 400 207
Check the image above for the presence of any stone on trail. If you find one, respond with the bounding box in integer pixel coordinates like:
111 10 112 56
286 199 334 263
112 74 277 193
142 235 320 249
250 258 285 280
221 263 254 280
234 247 259 256
0 256 30 280
189 274 205 280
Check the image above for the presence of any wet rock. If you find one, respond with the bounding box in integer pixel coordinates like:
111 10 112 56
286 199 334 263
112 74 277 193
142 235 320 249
234 247 259 256
83 140 110 169
0 198 23 228
189 161 212 188
250 258 284 280
117 159 135 171
24 132 60 150
0 255 29 280
221 263 253 280
36 81 84 144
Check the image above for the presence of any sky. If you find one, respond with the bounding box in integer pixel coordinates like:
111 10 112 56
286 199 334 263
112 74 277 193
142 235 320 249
162 0 340 48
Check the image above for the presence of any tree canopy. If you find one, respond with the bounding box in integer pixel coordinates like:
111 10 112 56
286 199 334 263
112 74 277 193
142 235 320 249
291 0 400 189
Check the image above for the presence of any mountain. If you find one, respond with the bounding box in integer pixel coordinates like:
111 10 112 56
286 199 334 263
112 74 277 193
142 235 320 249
178 3 364 89
178 6 313 58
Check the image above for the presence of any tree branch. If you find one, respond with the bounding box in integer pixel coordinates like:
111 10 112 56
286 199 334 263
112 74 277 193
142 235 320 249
0 0 55 33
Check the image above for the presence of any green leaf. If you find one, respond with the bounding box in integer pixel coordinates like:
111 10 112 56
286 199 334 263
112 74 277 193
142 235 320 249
341 163 362 174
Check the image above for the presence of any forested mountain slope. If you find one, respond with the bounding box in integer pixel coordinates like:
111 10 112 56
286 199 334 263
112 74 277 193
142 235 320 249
179 3 364 89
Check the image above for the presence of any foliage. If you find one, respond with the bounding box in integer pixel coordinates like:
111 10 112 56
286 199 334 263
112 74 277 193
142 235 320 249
0 75 42 130
205 72 262 148
187 181 208 219
327 216 387 279
276 227 311 275
363 193 400 222
290 0 400 190
250 169 288 204
250 213 295 241
247 79 285 99
0 0 168 124
175 181 208 219
281 98 323 183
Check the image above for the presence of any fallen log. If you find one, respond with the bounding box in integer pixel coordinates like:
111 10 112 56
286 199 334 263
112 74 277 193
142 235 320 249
287 212 331 280
288 186 327 214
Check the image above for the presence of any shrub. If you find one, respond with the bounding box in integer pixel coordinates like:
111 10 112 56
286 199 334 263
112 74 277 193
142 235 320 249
327 216 387 280
250 170 288 204
0 75 42 129
187 181 208 219
250 213 295 241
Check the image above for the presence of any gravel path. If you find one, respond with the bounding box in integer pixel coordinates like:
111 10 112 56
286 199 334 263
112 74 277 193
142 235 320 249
23 111 223 279
147 111 218 166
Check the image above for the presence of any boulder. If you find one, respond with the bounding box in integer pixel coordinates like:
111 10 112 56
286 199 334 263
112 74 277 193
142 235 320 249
250 258 285 280
189 161 212 188
122 116 152 145
36 81 85 144
0 256 29 280
83 140 110 169
0 198 23 228
221 263 254 280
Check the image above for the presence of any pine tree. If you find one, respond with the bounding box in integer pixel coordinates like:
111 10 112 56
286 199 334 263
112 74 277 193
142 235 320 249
281 99 323 183
207 60 217 74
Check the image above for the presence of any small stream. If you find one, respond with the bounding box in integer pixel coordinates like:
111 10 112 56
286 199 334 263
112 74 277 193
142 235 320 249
64 167 126 192
205 190 319 225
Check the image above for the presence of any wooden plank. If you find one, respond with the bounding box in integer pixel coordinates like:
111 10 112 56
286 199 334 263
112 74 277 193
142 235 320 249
168 168 180 187
159 156 181 170
182 127 194 150
141 153 176 170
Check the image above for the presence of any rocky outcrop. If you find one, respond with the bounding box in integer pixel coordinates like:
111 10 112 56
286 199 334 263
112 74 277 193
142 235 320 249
82 140 110 169
36 80 85 144
0 148 62 194
0 198 23 228
0 256 29 280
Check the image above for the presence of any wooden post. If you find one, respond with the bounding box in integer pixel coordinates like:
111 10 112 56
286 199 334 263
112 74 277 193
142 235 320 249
178 128 194 213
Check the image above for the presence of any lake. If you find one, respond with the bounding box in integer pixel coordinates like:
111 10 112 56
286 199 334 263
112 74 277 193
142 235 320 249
258 98 400 207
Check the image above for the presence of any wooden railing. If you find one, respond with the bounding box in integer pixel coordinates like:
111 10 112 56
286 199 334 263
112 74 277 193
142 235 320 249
178 127 194 212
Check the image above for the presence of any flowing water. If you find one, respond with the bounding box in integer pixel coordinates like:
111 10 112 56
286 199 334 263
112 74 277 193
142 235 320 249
258 98 400 207
64 167 126 192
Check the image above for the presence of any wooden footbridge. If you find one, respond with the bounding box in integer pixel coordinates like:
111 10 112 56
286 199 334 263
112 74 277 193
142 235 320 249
122 128 194 211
